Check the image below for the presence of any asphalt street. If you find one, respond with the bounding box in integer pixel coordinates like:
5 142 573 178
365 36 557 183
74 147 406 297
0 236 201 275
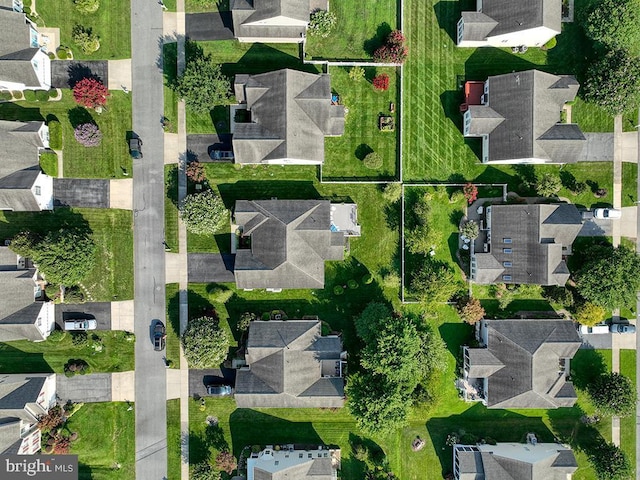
131 2 168 479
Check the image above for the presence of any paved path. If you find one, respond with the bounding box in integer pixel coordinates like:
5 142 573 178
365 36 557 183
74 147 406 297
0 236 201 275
107 59 132 91
131 1 168 478
635 108 640 480
613 115 623 247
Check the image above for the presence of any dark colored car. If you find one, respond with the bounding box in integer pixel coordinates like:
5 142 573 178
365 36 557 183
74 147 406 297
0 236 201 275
129 137 143 159
153 321 166 351
205 384 233 396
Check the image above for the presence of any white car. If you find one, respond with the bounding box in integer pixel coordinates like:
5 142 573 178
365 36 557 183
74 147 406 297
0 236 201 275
64 319 97 331
594 208 622 219
579 324 609 335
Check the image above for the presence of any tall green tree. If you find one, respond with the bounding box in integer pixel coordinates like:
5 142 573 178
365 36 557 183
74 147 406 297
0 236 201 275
589 372 636 417
590 441 633 480
182 316 230 369
410 260 461 305
583 0 640 56
174 50 230 113
180 190 228 235
584 49 640 116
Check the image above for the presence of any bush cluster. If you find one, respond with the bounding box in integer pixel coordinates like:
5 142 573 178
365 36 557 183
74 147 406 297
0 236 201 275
74 123 102 147
374 30 408 64
308 10 337 38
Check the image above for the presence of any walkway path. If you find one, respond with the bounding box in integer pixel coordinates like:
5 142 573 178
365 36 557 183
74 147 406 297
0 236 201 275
130 1 168 478
634 107 640 480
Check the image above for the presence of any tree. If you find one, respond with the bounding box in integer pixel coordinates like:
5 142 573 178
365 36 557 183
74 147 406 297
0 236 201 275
38 405 65 433
191 462 221 480
349 66 365 82
406 193 443 254
458 298 485 325
373 30 408 64
589 372 636 417
74 0 100 14
536 173 562 197
175 53 229 113
460 221 479 240
180 190 228 235
410 261 460 305
355 302 393 345
584 49 640 115
186 161 206 183
74 123 102 147
308 10 336 38
73 77 109 109
238 312 256 332
372 74 390 91
576 245 640 310
590 441 632 480
574 302 606 326
583 0 640 56
363 152 383 169
382 183 402 203
215 451 237 474
182 316 230 369
463 183 477 204
72 25 100 54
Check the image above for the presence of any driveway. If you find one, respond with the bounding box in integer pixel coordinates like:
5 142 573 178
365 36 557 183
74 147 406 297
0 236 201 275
580 333 613 349
186 134 233 162
188 253 235 283
56 302 111 330
53 179 109 208
185 12 234 41
188 368 236 398
56 373 112 403
577 133 614 162
50 60 108 88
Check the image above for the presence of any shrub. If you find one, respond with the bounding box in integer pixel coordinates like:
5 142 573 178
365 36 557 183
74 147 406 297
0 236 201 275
308 10 336 38
374 30 408 64
372 74 390 91
48 52 56 60
186 161 206 183
24 90 36 102
458 298 485 325
362 273 373 284
536 173 562 197
363 151 383 169
333 285 344 295
39 152 58 177
347 279 358 289
180 190 228 234
543 286 574 307
460 221 479 240
349 66 365 82
64 359 90 377
38 405 65 433
35 90 50 102
73 77 109 108
0 91 11 101
215 451 237 475
72 25 100 54
449 190 465 203
48 120 62 149
71 331 88 346
382 182 402 202
74 0 100 14
56 47 68 60
238 312 256 332
571 181 587 195
64 286 86 303
543 37 557 50
74 123 102 147
463 183 478 204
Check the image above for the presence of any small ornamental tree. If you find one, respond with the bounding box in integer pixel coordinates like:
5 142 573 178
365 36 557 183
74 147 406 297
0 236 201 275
589 372 636 417
536 173 562 197
374 30 408 64
182 316 230 368
215 451 237 475
186 161 206 183
349 66 365 82
238 312 256 332
73 77 109 109
74 0 100 14
38 405 65 433
72 25 100 54
458 298 485 325
180 190 228 235
460 220 479 240
574 302 606 327
308 10 336 38
372 74 390 91
363 151 383 169
74 123 102 147
463 183 478 204
584 49 640 115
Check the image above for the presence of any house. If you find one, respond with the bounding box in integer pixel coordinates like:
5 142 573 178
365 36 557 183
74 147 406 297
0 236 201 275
459 318 581 409
0 374 57 455
0 5 51 91
232 69 345 165
0 245 54 342
462 70 585 164
235 319 346 408
471 203 582 285
233 199 359 290
0 120 53 211
457 0 561 47
231 0 312 43
453 441 578 479
247 446 340 480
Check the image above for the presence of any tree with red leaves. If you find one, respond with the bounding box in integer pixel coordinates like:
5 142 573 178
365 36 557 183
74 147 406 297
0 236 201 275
186 161 206 183
373 74 390 91
73 77 109 109
374 30 408 64
463 183 478 204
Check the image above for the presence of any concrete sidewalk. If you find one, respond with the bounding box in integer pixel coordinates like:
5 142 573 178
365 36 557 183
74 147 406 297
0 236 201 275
111 300 135 331
110 179 133 210
107 59 132 91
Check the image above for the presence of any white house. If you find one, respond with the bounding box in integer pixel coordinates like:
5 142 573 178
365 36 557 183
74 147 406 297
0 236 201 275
247 446 340 480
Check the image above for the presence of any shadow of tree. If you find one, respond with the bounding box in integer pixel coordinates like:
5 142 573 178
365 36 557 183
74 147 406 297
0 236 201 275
68 107 96 129
190 421 230 465
363 22 392 56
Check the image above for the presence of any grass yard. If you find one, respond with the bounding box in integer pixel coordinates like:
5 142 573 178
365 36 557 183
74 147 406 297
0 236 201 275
36 0 131 59
163 44 179 134
167 400 182 480
0 91 133 178
186 0 227 13
65 403 135 479
620 350 637 470
304 0 397 60
623 162 638 207
166 283 181 369
0 330 134 373
39 152 58 177
165 165 180 252
322 66 399 180
0 208 133 301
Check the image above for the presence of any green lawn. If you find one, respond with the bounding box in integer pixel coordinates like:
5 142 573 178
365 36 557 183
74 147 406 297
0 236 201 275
620 350 636 471
166 283 181 368
623 162 638 207
304 0 397 60
39 151 58 177
0 331 134 373
322 66 399 180
0 91 133 178
165 165 180 252
36 0 131 59
186 0 227 13
167 399 182 480
163 43 179 134
0 208 133 301
65 403 135 479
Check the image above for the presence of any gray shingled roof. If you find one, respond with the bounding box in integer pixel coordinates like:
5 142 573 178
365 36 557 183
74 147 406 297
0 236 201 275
0 9 40 88
0 375 49 426
233 69 344 164
231 0 309 41
234 200 346 289
468 70 584 163
468 319 580 409
235 320 344 408
473 204 582 285
460 0 561 41
0 420 23 455
253 456 335 480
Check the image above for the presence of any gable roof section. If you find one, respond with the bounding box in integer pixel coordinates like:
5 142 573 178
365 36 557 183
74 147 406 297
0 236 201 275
234 200 345 289
0 9 41 88
233 69 344 164
231 0 310 41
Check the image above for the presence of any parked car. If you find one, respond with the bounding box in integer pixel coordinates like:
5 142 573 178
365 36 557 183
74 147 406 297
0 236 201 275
579 324 609 335
610 323 636 334
129 137 143 159
64 319 97 331
153 321 166 351
594 208 621 219
205 384 233 396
